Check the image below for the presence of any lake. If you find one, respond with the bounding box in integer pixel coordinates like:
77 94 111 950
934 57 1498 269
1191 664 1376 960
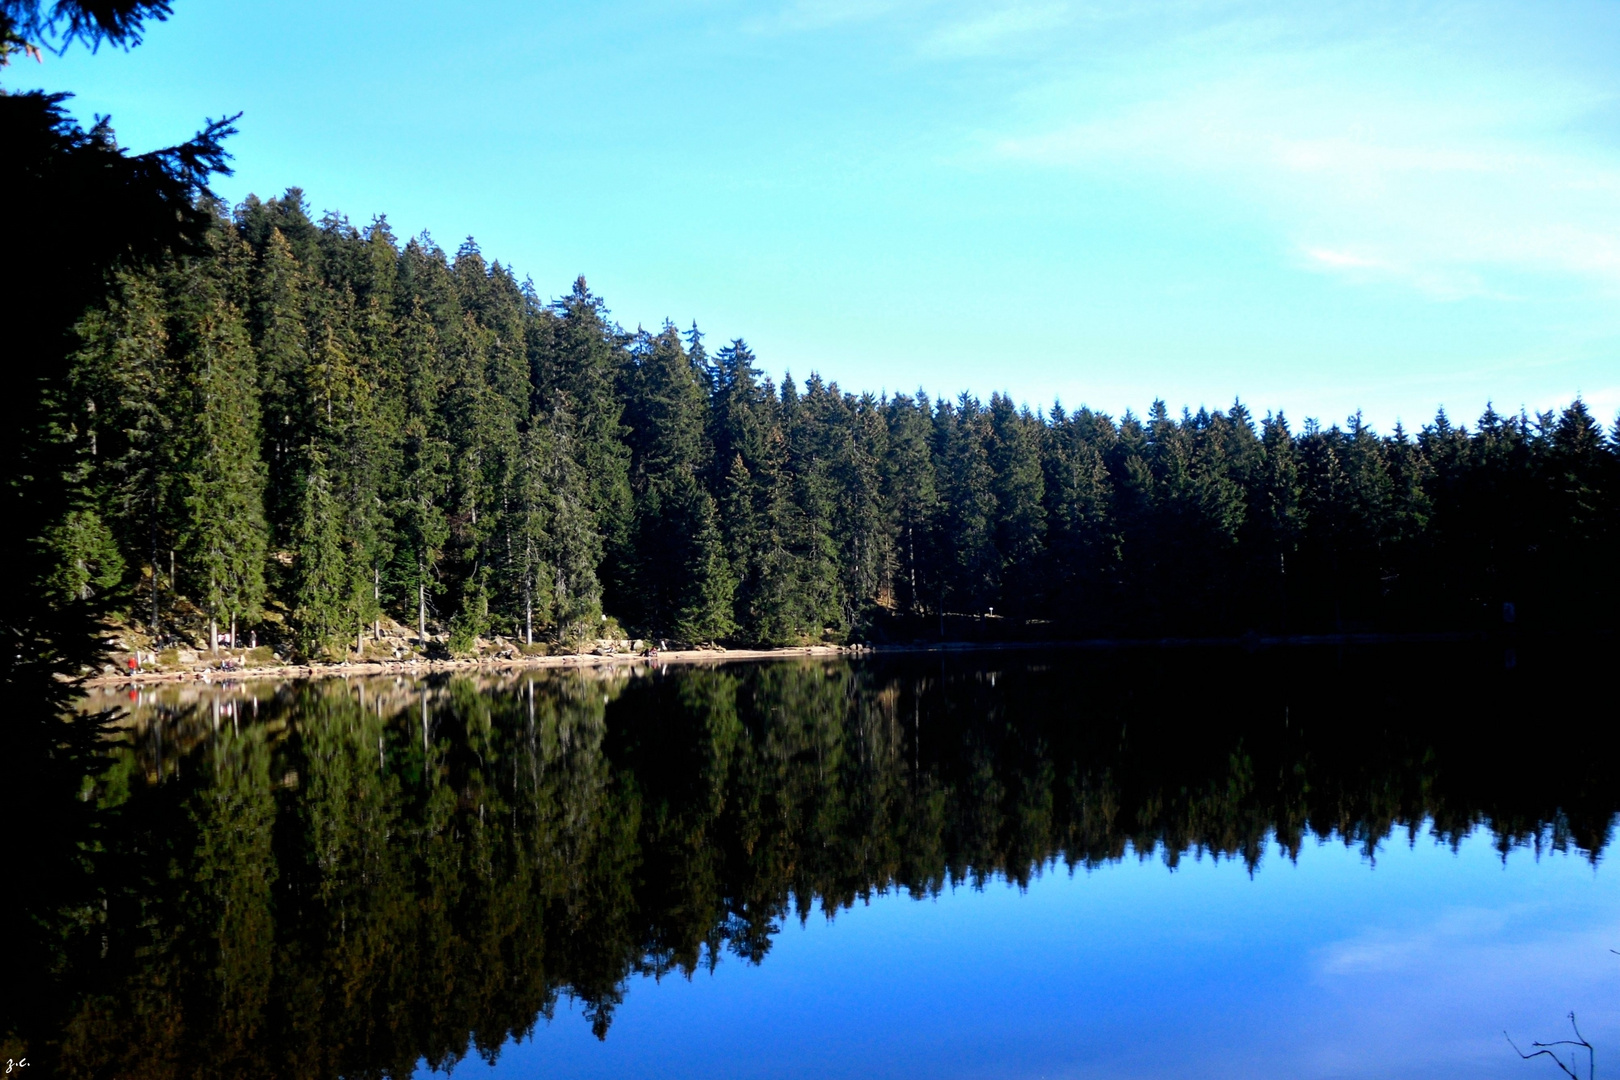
10 645 1618 1079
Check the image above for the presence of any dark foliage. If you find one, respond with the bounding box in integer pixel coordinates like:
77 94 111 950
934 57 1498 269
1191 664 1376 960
53 200 1620 656
0 10 235 1066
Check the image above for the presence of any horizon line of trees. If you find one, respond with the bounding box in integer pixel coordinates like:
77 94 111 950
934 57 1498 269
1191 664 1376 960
50 188 1620 658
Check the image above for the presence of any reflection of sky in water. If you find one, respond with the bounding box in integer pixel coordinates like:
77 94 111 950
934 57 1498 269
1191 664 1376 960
425 824 1619 1080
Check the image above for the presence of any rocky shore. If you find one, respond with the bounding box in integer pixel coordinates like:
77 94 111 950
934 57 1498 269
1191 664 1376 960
82 643 867 688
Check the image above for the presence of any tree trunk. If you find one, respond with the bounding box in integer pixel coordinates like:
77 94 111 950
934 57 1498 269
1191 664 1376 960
149 494 159 636
373 567 381 642
210 614 217 656
418 578 426 647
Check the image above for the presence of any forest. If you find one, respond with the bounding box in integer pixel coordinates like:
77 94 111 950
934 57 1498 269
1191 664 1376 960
45 190 1620 659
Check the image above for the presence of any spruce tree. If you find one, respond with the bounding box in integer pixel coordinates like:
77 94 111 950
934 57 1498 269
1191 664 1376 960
67 269 177 631
246 226 311 543
882 393 939 619
537 278 631 605
621 324 715 633
987 393 1046 616
934 395 998 617
1041 405 1118 630
289 452 351 657
533 401 603 645
391 299 451 647
173 273 268 648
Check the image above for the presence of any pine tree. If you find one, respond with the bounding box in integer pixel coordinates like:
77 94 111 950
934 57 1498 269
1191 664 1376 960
40 510 124 605
531 401 603 646
289 452 351 657
883 393 939 618
621 324 717 634
391 294 453 647
245 226 311 543
173 272 268 648
537 277 631 604
1042 405 1118 630
987 393 1046 616
934 395 998 617
68 269 177 630
779 375 845 641
671 470 737 644
1249 412 1303 633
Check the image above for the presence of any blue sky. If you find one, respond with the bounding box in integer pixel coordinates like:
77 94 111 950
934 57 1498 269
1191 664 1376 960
17 0 1620 429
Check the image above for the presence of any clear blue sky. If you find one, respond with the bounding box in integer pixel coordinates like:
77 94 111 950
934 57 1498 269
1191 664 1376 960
18 0 1620 430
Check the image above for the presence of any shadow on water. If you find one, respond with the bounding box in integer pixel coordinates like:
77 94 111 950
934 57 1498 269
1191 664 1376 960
2 643 1616 1078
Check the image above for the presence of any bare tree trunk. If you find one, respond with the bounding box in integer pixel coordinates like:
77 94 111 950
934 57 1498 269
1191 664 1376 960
908 527 916 611
373 567 381 641
210 614 217 656
418 577 426 648
526 588 533 646
149 496 159 636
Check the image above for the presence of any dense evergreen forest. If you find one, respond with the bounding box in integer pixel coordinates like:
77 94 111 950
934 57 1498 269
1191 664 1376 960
13 649 1615 1077
52 190 1619 658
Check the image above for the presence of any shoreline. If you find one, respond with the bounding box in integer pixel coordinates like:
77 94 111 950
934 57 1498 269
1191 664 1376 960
81 644 867 688
79 630 1496 689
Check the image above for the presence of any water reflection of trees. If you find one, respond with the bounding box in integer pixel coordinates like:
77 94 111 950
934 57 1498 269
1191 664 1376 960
13 648 1618 1078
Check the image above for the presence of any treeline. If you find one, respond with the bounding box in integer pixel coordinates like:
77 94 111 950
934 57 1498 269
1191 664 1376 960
55 189 1620 656
15 648 1616 1077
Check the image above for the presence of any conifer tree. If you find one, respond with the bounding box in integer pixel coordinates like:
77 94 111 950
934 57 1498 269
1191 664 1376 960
1042 405 1118 629
617 325 738 642
1249 412 1303 632
987 393 1046 615
673 473 737 644
391 300 451 646
882 393 939 618
535 402 604 644
173 273 267 648
289 452 351 656
538 277 631 601
245 225 311 542
779 375 845 640
934 395 998 616
68 270 176 630
39 510 125 605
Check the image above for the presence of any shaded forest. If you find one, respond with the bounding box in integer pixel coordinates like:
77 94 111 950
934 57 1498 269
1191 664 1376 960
46 191 1619 659
8 647 1615 1077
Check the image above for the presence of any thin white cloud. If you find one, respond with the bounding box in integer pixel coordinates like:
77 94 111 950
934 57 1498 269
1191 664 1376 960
918 4 1071 58
743 0 918 35
1304 248 1385 270
980 11 1620 299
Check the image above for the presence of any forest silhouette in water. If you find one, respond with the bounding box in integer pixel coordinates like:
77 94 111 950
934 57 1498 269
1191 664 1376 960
3 646 1615 1079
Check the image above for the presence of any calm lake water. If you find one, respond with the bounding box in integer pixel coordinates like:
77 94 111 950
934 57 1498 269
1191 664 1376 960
12 646 1619 1079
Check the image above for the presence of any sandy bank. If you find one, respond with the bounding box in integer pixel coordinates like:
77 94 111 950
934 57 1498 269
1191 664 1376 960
82 644 868 687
